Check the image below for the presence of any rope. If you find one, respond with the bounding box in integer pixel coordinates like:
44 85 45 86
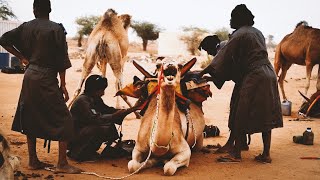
186 109 197 148
44 148 152 179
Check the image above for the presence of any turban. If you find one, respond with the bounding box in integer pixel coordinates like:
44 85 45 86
33 0 51 14
231 4 254 26
84 75 108 94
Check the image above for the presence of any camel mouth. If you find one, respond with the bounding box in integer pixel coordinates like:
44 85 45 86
163 64 178 84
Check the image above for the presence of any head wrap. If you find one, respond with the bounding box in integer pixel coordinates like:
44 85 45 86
231 4 254 27
198 35 221 56
84 75 108 94
33 0 51 14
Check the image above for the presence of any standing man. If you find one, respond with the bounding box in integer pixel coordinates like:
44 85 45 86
199 4 283 163
0 0 81 173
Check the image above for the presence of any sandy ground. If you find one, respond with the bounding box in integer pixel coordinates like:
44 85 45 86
0 49 320 180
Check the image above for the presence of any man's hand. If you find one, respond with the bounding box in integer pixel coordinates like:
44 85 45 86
21 57 29 67
60 85 69 102
112 109 127 119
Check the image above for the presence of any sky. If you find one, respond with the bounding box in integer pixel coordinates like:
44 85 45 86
6 0 320 43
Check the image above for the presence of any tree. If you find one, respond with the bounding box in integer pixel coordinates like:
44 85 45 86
214 27 230 41
131 21 161 51
75 15 100 47
0 0 16 20
266 34 276 49
180 26 209 55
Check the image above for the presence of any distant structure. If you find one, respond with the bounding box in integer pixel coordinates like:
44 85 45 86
157 32 189 56
0 20 22 53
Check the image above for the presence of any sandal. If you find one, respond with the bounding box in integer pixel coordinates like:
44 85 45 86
217 154 241 163
254 154 272 164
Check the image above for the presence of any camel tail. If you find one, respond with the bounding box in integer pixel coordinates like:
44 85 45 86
274 44 284 77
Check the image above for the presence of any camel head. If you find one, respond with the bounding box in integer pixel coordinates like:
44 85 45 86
298 90 320 118
100 9 119 27
119 14 131 30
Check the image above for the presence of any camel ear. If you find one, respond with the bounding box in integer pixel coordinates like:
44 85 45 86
298 90 310 102
181 57 197 76
133 60 153 78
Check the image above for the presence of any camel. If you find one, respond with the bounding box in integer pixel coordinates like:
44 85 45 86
274 21 320 101
0 131 20 180
69 9 137 115
122 58 205 176
298 90 320 117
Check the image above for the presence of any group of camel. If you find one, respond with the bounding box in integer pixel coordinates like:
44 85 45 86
66 7 319 175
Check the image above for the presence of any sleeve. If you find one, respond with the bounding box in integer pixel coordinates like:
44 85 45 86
0 24 23 48
70 96 107 126
54 23 71 72
206 36 241 89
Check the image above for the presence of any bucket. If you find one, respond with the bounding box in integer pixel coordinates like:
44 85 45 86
281 100 292 116
0 53 9 69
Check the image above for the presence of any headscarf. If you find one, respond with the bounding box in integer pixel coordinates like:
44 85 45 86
231 4 254 27
84 75 108 94
33 0 51 14
198 35 221 56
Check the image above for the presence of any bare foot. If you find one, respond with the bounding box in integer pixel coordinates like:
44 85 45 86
55 164 83 174
29 161 54 170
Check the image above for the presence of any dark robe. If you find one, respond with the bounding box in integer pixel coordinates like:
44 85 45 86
0 19 72 141
206 26 283 134
67 94 123 160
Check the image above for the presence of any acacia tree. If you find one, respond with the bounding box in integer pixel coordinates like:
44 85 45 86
214 27 230 41
0 0 16 20
266 34 276 48
75 15 100 47
180 26 209 55
131 21 161 51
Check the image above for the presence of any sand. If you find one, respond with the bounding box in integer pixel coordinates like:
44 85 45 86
0 47 319 180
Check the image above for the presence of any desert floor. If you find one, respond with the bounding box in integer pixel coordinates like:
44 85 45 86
0 47 319 180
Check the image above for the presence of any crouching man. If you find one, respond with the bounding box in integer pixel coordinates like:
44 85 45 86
67 75 141 162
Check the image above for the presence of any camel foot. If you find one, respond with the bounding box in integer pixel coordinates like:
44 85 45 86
163 161 177 176
128 160 142 173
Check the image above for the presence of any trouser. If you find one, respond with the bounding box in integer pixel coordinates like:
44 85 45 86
68 125 119 160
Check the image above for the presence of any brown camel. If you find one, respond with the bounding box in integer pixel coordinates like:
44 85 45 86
123 58 205 176
69 9 136 113
274 21 320 100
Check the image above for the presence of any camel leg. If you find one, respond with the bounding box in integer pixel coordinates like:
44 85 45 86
305 62 314 96
111 65 141 118
278 63 292 101
128 147 159 173
68 58 96 108
163 148 191 176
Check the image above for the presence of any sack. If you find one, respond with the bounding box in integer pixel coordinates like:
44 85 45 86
203 125 220 138
100 140 135 159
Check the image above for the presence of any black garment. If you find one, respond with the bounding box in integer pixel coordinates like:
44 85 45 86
68 94 123 161
206 26 283 134
0 19 72 141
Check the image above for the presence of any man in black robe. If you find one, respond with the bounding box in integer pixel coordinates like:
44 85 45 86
67 75 140 162
199 4 283 163
0 0 81 173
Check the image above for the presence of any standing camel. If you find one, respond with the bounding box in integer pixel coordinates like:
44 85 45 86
274 21 320 100
69 9 138 117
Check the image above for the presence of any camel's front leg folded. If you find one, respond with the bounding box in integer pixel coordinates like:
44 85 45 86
128 147 159 173
163 148 191 176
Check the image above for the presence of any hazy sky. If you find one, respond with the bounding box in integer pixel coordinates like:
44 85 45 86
7 0 320 43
